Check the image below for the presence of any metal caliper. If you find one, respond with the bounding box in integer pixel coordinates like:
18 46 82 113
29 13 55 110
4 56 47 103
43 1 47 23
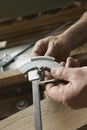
19 56 61 130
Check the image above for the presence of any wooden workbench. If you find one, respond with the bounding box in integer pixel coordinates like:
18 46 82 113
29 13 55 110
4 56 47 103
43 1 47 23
0 98 87 130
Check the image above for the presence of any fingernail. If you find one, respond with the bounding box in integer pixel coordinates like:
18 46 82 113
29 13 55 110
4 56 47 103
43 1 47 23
51 67 57 75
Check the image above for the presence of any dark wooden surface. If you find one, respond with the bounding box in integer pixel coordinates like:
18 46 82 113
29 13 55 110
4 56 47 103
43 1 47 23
0 2 87 48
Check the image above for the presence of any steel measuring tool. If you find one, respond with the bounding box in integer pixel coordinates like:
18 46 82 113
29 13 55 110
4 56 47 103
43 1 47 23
19 56 61 130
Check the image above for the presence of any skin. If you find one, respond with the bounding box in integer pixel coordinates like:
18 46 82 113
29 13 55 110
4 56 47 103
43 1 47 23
31 12 87 109
46 57 87 109
31 12 87 62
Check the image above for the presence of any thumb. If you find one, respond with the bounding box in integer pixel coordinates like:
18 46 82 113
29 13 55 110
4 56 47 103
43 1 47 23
51 67 72 81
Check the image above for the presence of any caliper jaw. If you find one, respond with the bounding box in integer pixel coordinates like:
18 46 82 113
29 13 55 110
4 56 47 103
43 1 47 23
28 67 45 82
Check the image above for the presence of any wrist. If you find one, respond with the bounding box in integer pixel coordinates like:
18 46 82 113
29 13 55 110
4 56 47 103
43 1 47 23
60 12 87 50
58 33 73 52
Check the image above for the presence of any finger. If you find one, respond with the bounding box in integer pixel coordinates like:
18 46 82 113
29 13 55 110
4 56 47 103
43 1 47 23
60 62 65 67
31 39 48 57
44 40 55 57
65 57 74 67
51 67 73 81
65 57 80 68
46 83 65 103
30 51 40 57
44 71 52 80
44 37 57 57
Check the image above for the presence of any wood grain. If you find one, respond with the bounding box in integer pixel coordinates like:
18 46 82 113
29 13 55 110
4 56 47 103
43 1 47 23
0 2 87 48
0 98 87 130
0 69 26 87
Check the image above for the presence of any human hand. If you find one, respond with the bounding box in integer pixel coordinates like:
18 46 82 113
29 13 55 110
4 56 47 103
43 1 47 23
46 58 87 109
31 35 71 62
31 12 87 62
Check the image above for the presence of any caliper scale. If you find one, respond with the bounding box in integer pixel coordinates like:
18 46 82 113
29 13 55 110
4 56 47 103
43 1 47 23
19 56 61 130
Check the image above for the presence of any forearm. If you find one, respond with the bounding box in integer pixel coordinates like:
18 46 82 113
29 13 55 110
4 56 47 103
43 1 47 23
62 12 87 51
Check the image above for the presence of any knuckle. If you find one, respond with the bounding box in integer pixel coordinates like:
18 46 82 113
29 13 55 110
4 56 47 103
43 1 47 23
36 40 42 46
82 11 87 17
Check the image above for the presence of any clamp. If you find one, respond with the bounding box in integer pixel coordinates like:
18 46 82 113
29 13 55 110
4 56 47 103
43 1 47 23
19 56 61 130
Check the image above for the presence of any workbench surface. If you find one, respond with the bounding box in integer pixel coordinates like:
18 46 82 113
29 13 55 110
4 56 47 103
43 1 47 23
0 98 87 130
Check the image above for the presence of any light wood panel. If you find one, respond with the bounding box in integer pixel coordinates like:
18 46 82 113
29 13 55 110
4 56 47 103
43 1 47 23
0 69 26 87
0 98 87 130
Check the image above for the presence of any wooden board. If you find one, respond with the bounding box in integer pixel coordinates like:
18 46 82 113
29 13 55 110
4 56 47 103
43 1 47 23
0 2 87 48
0 69 26 87
0 98 87 130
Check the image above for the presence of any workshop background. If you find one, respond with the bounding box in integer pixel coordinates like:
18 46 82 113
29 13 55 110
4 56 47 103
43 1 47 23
0 0 87 129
